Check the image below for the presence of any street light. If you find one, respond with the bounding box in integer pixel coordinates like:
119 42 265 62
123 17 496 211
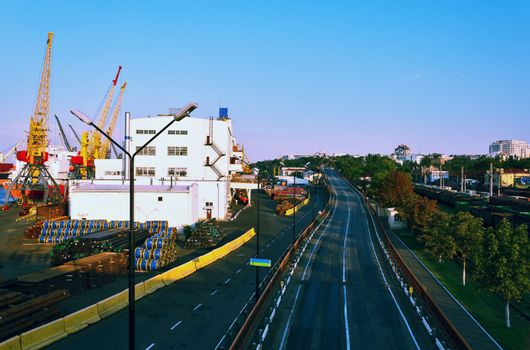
71 102 198 350
235 156 261 303
292 162 310 246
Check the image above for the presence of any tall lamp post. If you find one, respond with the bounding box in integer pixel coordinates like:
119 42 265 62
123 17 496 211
71 103 198 350
292 162 310 245
236 157 261 303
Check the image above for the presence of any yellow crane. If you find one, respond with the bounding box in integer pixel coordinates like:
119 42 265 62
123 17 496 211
71 66 122 179
100 82 127 158
4 32 63 209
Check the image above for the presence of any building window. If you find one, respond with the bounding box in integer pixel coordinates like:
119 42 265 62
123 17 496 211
168 167 187 177
205 202 213 207
104 170 123 176
136 167 155 176
158 197 163 202
167 146 188 156
136 146 156 156
136 129 156 135
168 130 188 135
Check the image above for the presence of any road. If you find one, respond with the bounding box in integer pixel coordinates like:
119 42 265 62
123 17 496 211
49 188 327 350
263 168 434 350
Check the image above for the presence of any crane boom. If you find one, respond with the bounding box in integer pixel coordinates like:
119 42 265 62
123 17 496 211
68 124 82 145
26 32 53 164
0 140 24 162
86 66 122 161
54 114 73 152
100 82 126 158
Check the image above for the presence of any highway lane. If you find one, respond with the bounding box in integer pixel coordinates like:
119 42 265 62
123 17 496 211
49 189 327 350
265 169 434 350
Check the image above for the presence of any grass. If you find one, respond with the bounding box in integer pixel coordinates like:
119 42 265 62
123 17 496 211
394 230 530 350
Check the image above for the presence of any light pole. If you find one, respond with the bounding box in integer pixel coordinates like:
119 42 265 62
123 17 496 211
71 103 198 350
292 162 310 245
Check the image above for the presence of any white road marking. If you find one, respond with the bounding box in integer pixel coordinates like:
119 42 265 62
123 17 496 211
224 278 231 284
145 343 155 350
341 189 352 350
279 284 302 350
236 268 242 274
210 289 218 296
170 320 182 330
193 303 202 311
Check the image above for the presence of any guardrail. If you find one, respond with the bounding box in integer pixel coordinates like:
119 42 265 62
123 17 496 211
0 228 256 350
338 171 472 350
225 174 333 350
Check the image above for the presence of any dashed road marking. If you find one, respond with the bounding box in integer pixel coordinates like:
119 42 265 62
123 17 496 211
170 320 182 330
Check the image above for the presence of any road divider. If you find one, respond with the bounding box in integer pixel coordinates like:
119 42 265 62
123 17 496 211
1 227 256 350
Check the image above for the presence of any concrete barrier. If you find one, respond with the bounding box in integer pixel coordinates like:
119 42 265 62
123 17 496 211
64 304 100 334
285 197 310 216
144 274 166 294
194 252 216 269
135 281 147 300
161 260 197 285
20 318 67 350
97 290 128 319
0 336 21 350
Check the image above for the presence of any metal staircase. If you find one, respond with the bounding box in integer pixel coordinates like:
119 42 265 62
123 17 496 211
205 117 225 180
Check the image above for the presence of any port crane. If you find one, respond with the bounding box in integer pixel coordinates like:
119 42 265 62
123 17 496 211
100 82 127 159
70 66 122 179
54 114 73 152
3 32 63 209
0 140 25 163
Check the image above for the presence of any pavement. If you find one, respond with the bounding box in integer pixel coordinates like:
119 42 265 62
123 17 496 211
385 219 503 350
260 169 435 350
48 187 328 350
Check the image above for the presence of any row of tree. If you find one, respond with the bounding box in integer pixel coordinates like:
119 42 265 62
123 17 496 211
374 169 530 328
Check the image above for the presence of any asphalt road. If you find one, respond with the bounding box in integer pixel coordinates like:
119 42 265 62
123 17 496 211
49 188 327 350
262 169 434 350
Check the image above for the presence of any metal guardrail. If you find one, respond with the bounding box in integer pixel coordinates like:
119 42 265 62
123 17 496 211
339 172 472 350
221 175 334 350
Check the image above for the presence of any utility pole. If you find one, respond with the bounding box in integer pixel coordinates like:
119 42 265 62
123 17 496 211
489 162 494 197
461 166 464 192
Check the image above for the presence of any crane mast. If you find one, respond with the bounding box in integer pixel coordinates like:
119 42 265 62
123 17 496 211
27 32 53 164
101 82 127 159
86 66 122 162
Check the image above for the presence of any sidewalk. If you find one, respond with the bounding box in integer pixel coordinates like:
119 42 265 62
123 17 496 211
384 223 503 350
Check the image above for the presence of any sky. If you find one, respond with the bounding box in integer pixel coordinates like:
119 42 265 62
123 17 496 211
1 1 530 161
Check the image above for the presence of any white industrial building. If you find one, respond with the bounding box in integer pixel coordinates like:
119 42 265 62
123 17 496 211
69 108 257 227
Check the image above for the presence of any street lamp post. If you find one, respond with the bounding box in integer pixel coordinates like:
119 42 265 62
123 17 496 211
254 168 260 303
71 103 197 350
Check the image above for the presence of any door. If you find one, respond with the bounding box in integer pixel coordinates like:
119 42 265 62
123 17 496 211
206 209 212 219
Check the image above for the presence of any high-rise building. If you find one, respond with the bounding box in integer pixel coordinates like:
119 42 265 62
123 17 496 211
488 140 529 158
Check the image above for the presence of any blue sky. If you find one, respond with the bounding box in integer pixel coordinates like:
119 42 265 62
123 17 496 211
1 1 530 160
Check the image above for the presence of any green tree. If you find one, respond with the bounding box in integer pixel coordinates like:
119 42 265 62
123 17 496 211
478 220 530 328
451 212 484 286
421 211 456 263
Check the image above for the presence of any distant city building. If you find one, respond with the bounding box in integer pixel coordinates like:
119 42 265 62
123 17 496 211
391 144 423 164
484 169 530 189
489 140 529 159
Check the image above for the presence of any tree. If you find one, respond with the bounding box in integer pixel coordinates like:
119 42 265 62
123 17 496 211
451 212 484 286
421 211 456 262
376 170 414 208
398 194 438 234
478 220 530 328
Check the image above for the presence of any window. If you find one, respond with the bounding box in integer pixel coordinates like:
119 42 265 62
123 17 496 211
136 167 155 176
205 202 213 207
168 130 188 135
136 146 156 156
158 197 163 202
167 146 188 156
104 170 123 176
168 167 187 177
136 129 156 135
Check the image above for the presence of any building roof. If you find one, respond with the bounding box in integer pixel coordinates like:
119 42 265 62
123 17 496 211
71 183 191 193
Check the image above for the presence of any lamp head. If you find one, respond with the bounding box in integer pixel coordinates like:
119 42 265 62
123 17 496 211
70 109 93 125
173 102 198 121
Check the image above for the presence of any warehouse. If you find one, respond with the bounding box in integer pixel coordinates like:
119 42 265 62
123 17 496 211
69 108 250 227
